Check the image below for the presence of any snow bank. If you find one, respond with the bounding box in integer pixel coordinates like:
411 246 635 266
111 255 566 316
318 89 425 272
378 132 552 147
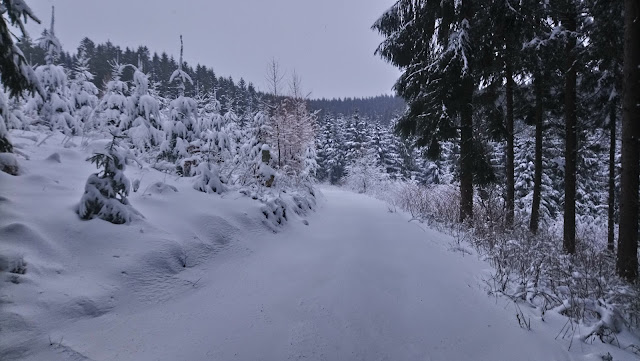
0 131 314 360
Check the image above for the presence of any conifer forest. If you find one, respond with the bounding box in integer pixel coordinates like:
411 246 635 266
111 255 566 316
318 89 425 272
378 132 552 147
0 1 639 360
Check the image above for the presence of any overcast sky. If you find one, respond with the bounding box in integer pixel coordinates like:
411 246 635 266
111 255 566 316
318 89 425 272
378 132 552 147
24 0 400 99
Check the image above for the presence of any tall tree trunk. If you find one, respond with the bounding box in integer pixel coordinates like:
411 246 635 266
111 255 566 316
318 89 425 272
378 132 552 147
460 82 474 222
617 0 639 281
459 0 474 222
563 9 577 254
505 63 515 227
530 75 544 234
608 101 616 252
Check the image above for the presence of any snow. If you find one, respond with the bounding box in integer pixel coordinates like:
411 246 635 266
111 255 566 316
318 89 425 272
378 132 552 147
1 132 636 361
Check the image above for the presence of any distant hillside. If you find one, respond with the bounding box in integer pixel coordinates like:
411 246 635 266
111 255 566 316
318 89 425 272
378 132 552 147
308 95 405 125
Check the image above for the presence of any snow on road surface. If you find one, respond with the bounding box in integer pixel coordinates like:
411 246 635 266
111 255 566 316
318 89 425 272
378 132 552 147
1 134 632 361
8 187 589 360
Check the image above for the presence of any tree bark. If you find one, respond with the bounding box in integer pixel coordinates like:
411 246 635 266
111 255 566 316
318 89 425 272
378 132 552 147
608 101 616 252
505 63 515 227
460 80 474 222
530 75 544 234
562 9 577 254
459 0 474 222
617 0 639 281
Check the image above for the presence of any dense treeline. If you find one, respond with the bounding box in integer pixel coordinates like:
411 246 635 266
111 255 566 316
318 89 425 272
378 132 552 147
18 36 407 126
18 35 259 115
308 95 405 126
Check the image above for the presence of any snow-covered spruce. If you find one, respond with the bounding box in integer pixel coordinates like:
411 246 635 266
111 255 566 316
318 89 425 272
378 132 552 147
302 143 318 181
77 133 140 224
160 36 199 168
238 111 271 186
26 6 78 135
96 61 129 130
126 62 164 154
187 108 232 192
70 48 98 132
345 147 388 194
0 89 15 154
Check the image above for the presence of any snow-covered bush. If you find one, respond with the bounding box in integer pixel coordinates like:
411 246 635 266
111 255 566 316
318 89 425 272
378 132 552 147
249 186 317 230
77 133 140 224
260 194 288 227
344 149 388 194
192 162 226 194
390 180 640 340
0 152 19 175
393 182 460 224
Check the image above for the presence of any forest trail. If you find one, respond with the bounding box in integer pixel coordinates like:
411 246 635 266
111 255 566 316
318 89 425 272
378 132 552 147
26 187 583 361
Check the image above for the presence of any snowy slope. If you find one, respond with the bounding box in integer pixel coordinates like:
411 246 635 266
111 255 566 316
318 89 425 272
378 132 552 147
0 132 635 361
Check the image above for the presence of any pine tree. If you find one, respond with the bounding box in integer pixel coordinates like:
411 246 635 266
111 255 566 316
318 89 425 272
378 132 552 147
223 96 243 162
582 0 624 250
520 1 559 234
557 0 582 254
343 110 369 164
345 146 387 194
475 0 531 227
78 132 139 224
240 110 275 188
70 48 98 132
314 117 330 182
617 0 640 281
126 61 163 154
0 89 16 156
0 0 41 98
28 7 76 135
373 0 480 221
160 36 199 168
302 143 318 182
96 61 129 130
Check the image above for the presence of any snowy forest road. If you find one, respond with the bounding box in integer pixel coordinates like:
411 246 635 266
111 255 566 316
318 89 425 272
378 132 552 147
52 188 575 361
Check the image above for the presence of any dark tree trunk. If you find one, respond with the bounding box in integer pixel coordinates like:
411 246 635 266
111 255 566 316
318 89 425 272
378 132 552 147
505 63 515 227
617 0 639 281
530 75 544 234
459 0 474 222
460 78 474 222
608 101 616 252
562 9 577 255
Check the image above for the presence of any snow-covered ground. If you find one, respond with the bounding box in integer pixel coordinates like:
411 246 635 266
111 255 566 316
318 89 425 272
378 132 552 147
1 132 636 360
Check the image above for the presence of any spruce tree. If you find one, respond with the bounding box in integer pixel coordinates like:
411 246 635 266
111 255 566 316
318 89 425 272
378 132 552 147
160 36 199 168
582 0 624 250
28 7 76 135
97 61 129 130
78 131 139 224
70 48 98 132
0 0 41 99
126 61 163 154
617 0 640 281
373 0 480 221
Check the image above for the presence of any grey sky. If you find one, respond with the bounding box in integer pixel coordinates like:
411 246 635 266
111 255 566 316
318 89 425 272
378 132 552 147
25 0 400 99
